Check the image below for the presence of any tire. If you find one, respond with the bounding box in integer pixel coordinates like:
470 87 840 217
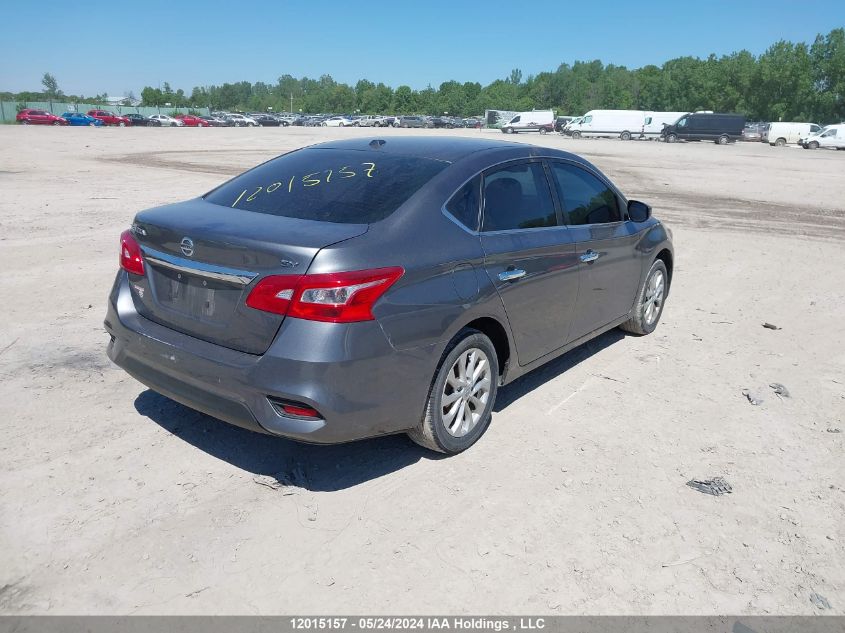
571 131 581 139
539 127 547 135
665 133 677 143
52 121 61 126
89 122 95 127
717 135 729 145
503 127 513 134
408 329 499 454
620 131 631 141
775 137 786 147
119 122 126 127
809 141 819 149
21 120 29 125
620 259 668 336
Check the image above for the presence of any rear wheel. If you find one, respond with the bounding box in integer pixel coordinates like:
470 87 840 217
408 330 499 454
775 137 786 147
717 134 729 145
620 130 631 141
620 260 668 336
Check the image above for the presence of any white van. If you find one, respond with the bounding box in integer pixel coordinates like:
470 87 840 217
642 112 688 138
766 122 823 146
800 124 845 150
566 110 647 140
500 110 554 134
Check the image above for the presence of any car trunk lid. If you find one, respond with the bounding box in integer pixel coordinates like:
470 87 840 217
128 199 368 354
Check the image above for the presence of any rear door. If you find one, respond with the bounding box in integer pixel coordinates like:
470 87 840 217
479 160 580 365
548 160 643 342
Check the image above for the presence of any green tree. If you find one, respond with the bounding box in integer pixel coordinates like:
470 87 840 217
41 72 62 100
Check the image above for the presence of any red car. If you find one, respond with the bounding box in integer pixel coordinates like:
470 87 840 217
16 109 67 126
175 114 211 127
87 110 132 126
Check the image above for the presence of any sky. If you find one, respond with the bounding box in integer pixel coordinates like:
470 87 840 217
0 0 841 97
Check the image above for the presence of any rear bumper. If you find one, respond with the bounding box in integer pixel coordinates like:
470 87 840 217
105 271 438 444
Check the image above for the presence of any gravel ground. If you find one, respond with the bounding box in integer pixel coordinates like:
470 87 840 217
0 126 842 615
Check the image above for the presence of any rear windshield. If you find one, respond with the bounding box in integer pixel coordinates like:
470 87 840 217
204 148 448 224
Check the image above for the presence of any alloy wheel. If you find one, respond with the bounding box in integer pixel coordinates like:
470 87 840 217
643 270 665 325
441 348 491 438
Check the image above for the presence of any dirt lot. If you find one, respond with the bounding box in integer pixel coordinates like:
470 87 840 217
0 126 843 615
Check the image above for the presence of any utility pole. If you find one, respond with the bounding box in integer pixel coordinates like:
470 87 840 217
290 92 293 114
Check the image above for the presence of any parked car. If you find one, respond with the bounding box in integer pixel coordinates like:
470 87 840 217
358 115 388 127
16 108 67 125
249 113 281 127
106 137 673 454
553 116 574 132
322 116 354 127
199 115 229 127
766 122 822 146
397 115 431 128
661 113 746 144
149 114 183 127
87 110 132 127
463 118 482 129
176 114 211 127
741 122 767 142
225 113 258 127
61 112 104 126
124 113 160 127
273 114 297 126
800 124 845 150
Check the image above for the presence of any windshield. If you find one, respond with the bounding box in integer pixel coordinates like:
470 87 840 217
204 148 448 224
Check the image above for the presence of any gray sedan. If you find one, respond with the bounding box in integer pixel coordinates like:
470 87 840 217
105 137 673 453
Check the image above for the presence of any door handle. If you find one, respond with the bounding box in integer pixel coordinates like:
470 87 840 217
580 249 600 263
498 268 526 282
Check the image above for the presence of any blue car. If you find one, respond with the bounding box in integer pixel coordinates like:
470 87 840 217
61 112 103 127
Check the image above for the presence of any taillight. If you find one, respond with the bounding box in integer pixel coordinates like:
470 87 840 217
119 230 145 275
246 267 403 323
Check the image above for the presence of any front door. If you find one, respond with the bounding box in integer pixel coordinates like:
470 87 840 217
479 160 580 365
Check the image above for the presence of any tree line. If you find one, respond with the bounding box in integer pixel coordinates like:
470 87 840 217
5 29 843 123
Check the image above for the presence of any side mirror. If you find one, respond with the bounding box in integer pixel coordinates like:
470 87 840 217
627 200 652 223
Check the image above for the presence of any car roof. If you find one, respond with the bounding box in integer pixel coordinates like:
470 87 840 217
310 136 589 164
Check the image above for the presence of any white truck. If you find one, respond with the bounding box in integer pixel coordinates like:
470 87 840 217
800 124 845 150
500 110 554 134
565 110 647 140
765 121 823 146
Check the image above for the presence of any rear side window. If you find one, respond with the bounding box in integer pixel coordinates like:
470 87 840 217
550 162 621 225
446 176 481 231
482 162 557 231
204 148 448 224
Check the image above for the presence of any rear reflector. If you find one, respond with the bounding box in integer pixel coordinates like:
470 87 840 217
267 397 322 419
246 267 403 323
120 229 145 275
